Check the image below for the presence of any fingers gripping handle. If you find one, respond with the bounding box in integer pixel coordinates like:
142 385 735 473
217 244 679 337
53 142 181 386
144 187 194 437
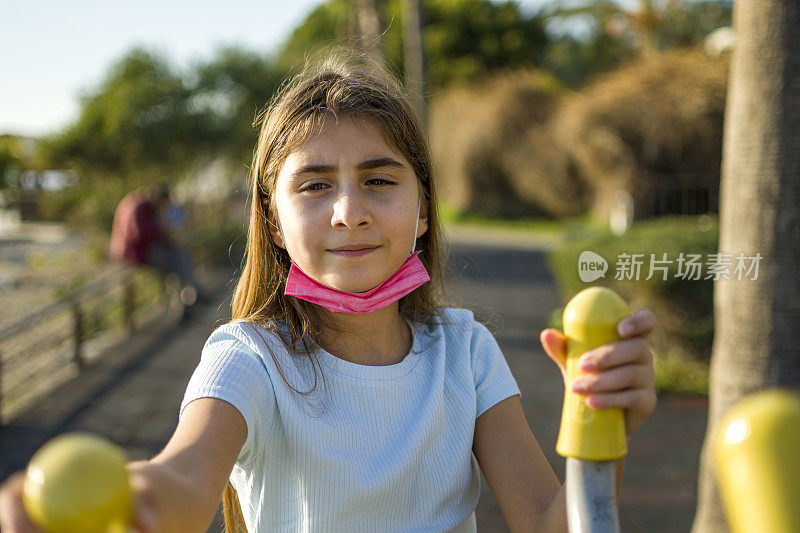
556 287 630 461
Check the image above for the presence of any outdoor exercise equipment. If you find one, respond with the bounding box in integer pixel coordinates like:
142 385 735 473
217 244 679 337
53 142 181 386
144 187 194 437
713 389 800 533
22 432 132 533
557 286 629 533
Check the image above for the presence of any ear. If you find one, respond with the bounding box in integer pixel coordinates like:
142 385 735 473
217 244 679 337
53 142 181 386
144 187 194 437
416 198 429 239
265 200 286 249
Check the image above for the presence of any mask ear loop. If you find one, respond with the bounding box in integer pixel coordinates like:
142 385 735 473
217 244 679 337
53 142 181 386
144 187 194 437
411 197 421 256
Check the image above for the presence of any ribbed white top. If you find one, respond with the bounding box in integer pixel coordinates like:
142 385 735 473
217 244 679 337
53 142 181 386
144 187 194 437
180 307 521 532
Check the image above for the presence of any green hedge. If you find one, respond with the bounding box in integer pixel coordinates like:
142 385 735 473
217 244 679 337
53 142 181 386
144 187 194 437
547 215 719 394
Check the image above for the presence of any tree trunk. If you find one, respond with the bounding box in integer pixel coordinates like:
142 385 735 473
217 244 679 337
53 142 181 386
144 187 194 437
692 2 800 532
354 0 383 64
402 0 426 126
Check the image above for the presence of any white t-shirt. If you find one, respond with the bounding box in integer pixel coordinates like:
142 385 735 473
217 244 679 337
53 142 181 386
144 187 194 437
180 307 521 532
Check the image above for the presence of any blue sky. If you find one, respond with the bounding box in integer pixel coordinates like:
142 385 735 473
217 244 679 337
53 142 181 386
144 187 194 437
1 0 560 138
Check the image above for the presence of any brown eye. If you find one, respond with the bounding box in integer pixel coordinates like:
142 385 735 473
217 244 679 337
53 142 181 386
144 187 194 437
300 183 328 192
366 177 396 187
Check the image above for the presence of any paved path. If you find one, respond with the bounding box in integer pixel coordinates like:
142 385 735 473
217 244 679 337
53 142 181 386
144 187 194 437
0 227 708 532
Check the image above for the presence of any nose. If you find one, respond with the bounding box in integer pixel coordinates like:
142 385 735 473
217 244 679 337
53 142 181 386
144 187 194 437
331 187 372 229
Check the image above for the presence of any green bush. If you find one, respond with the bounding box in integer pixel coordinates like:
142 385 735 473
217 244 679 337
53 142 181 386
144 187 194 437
547 215 719 394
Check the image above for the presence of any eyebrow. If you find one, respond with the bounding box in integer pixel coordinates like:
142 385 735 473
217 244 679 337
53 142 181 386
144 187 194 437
289 157 407 179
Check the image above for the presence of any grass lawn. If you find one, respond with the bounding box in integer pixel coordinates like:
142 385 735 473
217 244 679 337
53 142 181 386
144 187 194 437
439 202 609 239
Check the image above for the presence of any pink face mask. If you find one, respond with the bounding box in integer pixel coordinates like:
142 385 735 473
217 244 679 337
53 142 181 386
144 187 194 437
279 200 430 314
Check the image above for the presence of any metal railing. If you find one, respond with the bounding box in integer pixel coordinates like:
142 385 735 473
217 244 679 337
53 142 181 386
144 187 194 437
642 173 719 217
0 264 170 424
0 221 236 425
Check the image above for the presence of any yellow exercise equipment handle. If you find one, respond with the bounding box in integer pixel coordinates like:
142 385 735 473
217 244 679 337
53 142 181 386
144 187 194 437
713 389 800 533
22 432 133 533
556 286 629 461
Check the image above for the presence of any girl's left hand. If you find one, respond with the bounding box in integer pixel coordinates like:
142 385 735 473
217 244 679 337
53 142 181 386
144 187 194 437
540 309 657 436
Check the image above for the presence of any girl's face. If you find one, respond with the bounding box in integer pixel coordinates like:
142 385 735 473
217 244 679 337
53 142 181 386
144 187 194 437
268 114 428 293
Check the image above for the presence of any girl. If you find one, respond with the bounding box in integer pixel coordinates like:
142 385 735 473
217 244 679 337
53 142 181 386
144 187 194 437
0 53 657 533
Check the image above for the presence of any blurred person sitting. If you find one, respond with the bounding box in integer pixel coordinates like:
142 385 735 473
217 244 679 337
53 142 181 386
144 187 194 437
109 185 203 312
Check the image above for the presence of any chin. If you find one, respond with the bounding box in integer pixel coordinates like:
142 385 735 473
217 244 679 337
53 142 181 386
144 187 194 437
327 277 381 293
342 283 379 294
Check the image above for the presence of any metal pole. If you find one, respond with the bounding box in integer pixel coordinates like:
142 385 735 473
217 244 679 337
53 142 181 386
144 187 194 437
566 459 620 533
124 276 136 334
0 348 3 426
72 303 85 371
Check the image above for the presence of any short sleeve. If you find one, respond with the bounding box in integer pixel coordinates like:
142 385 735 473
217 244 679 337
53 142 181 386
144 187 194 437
470 321 521 419
179 324 277 467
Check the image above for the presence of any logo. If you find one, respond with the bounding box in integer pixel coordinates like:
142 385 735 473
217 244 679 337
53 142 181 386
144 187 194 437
578 251 608 282
575 251 761 282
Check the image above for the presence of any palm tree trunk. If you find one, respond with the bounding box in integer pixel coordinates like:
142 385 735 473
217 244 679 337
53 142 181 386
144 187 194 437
354 0 383 64
692 1 800 532
402 0 426 126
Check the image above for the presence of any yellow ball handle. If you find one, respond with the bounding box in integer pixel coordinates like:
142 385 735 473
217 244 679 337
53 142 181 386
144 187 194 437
556 287 630 460
22 432 133 533
713 390 800 533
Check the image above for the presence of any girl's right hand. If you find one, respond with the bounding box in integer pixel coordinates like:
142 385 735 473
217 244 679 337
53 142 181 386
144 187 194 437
540 309 658 437
0 464 161 533
126 460 163 533
0 471 43 533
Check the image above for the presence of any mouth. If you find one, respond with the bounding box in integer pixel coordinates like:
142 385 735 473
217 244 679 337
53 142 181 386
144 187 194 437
329 245 379 256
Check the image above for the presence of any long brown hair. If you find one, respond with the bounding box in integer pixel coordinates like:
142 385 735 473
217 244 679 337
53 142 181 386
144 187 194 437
221 49 451 532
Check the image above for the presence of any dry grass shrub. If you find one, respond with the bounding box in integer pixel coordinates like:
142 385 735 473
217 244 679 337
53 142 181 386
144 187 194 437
429 69 566 217
429 48 729 220
503 108 591 218
547 48 729 219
